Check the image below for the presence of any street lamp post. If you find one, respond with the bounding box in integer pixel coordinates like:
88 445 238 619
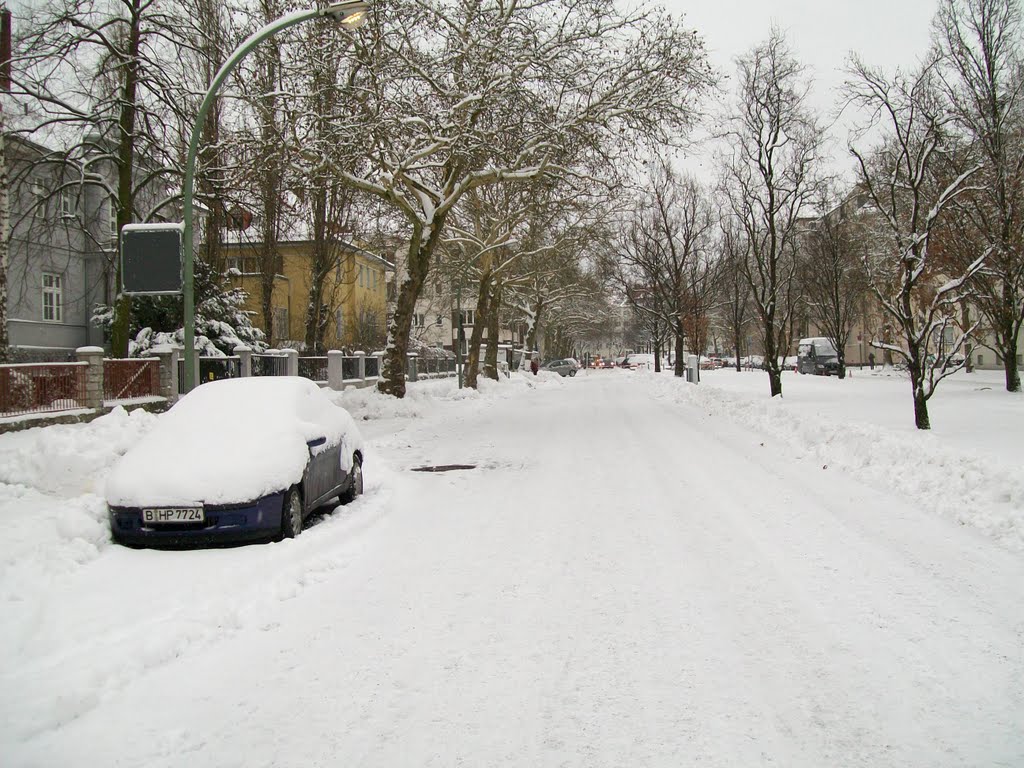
181 1 369 392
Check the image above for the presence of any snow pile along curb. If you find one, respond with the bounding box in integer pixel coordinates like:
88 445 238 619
644 374 1024 552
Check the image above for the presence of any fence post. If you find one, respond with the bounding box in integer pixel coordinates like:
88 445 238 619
149 345 180 404
327 350 344 390
76 346 104 409
284 349 299 377
407 351 418 382
355 350 366 381
234 345 252 378
373 352 384 379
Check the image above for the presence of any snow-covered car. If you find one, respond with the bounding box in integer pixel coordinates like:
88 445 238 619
541 359 579 377
106 377 364 547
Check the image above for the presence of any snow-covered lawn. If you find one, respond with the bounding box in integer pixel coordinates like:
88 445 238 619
1 368 1021 767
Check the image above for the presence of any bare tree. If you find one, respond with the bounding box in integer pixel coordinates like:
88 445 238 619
1 5 9 362
846 54 984 429
330 0 712 397
798 188 871 379
720 30 823 397
935 0 1024 392
717 221 754 371
12 0 193 355
612 211 671 371
292 17 361 354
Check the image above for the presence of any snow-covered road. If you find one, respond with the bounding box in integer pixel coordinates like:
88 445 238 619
2 372 1022 767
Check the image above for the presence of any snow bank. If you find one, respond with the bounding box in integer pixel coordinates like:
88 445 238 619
0 407 158 497
327 370 564 421
643 373 1024 552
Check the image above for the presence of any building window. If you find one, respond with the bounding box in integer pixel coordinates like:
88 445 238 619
413 313 425 328
60 189 74 219
978 354 984 366
459 309 475 326
335 308 344 339
42 273 63 322
372 269 378 291
273 308 289 340
436 315 443 326
107 198 118 242
358 265 365 288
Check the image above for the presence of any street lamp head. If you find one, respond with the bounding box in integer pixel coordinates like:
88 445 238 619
322 0 370 28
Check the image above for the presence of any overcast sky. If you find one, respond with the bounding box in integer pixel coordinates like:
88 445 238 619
662 0 941 181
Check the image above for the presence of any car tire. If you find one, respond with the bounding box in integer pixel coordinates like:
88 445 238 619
281 486 303 539
569 370 576 377
340 454 363 504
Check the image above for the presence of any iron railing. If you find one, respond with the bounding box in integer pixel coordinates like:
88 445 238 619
298 356 328 382
364 355 380 379
104 358 160 401
0 362 89 417
252 354 288 377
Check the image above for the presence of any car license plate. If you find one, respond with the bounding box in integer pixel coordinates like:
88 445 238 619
142 507 205 524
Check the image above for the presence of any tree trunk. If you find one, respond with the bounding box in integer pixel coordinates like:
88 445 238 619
837 351 846 380
110 0 142 357
525 298 542 356
961 301 973 374
762 311 783 396
465 271 491 389
260 243 276 347
764 336 782 397
0 123 9 363
910 363 931 430
482 281 501 380
304 282 325 352
379 212 448 398
733 327 742 372
674 322 685 377
304 226 328 353
999 336 1021 393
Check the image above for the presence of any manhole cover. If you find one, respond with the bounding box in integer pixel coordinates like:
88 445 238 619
411 464 477 473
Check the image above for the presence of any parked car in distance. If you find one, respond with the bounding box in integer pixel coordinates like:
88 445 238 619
620 353 658 370
106 376 364 548
540 358 580 377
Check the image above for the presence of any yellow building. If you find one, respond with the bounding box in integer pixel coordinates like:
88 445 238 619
221 239 391 351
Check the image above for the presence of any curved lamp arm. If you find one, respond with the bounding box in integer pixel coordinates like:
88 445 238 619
181 1 369 392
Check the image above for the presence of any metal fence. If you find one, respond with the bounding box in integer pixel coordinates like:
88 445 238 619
104 358 160 401
298 356 328 383
420 357 457 377
342 356 360 380
364 355 380 379
177 357 241 394
0 362 89 417
252 354 288 377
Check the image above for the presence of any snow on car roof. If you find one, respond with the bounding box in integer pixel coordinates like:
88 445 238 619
105 377 362 507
